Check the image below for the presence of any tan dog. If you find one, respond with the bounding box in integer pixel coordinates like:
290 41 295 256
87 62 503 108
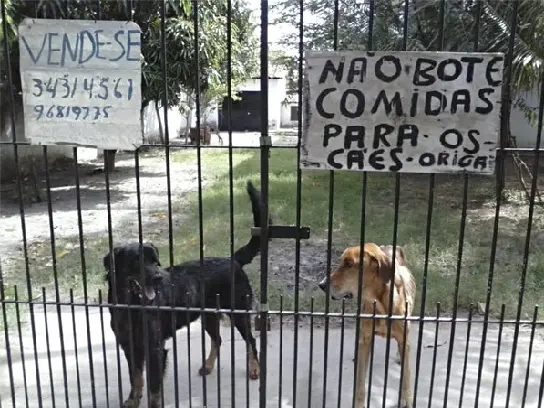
319 243 416 408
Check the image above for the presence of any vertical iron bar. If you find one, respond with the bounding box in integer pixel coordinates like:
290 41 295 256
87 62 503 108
104 149 123 408
366 302 378 408
292 0 304 405
538 359 544 408
307 298 315 408
279 296 284 408
323 1 340 406
216 294 222 408
458 304 474 408
14 286 30 408
412 0 443 399
397 302 410 408
0 279 16 408
70 289 83 408
226 1 236 407
505 59 544 408
171 301 179 408
427 303 441 408
97 291 110 408
475 1 519 404
382 176 401 408
42 288 56 408
72 147 97 408
489 304 506 407
336 299 346 408
43 147 71 407
160 1 176 404
521 306 539 408
443 173 469 407
159 0 174 270
246 295 251 408
191 0 208 403
259 2 270 408
1 1 43 405
185 293 193 408
352 1 373 405
134 152 152 408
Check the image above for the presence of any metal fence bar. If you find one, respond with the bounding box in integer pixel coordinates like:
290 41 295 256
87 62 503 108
322 1 340 406
259 2 271 407
69 289 84 408
521 306 539 408
43 146 71 407
73 146 98 408
97 290 111 408
457 304 474 408
475 1 519 403
13 287 30 408
0 274 16 408
292 0 305 405
41 288 56 408
490 304 507 407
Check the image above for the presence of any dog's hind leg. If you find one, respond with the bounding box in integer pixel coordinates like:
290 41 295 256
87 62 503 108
199 314 222 376
232 313 259 380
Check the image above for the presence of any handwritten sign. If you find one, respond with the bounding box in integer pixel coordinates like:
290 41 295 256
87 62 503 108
18 19 142 150
301 51 504 174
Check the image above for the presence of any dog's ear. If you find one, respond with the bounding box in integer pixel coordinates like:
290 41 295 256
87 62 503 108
103 247 122 272
395 246 407 266
143 243 161 266
370 249 393 284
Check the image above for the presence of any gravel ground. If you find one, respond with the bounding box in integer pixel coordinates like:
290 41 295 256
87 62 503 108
0 132 298 260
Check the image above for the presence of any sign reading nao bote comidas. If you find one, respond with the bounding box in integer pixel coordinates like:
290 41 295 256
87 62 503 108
301 51 504 174
19 19 142 151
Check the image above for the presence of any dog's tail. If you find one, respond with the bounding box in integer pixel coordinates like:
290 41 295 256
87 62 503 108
233 180 271 267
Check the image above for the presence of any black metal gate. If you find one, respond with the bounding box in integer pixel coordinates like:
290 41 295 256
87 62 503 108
1 1 543 408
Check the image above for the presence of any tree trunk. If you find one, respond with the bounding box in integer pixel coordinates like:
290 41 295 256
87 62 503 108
104 149 116 172
154 101 165 144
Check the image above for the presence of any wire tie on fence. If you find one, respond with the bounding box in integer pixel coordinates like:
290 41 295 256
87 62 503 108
259 136 272 146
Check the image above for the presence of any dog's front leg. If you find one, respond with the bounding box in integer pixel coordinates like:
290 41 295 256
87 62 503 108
120 343 144 408
147 343 168 408
355 325 372 408
395 327 413 408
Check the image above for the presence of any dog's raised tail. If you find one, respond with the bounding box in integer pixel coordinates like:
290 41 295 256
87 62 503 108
233 180 270 267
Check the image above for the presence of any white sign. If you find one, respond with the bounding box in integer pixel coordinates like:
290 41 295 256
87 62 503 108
18 19 142 150
301 51 504 174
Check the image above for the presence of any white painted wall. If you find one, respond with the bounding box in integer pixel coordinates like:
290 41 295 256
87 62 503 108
237 77 286 130
281 100 298 128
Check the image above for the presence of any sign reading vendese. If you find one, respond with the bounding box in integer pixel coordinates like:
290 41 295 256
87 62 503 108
18 19 142 150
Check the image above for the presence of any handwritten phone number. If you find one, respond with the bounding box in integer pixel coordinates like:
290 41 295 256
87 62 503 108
31 76 134 101
33 104 113 121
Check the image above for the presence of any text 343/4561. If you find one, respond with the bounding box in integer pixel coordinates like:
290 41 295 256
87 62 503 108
33 104 113 120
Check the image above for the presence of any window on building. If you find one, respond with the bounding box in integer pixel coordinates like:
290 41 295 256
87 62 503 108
290 106 299 121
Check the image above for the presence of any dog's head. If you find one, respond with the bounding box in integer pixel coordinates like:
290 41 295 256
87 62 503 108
103 242 163 303
318 243 405 300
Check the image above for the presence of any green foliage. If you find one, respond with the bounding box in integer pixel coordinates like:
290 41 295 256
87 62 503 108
2 0 258 109
273 0 544 100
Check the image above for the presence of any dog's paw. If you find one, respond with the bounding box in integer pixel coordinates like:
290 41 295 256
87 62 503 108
122 398 140 408
198 365 213 376
248 366 260 380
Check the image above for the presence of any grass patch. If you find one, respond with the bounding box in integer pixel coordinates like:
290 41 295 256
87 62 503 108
3 148 544 324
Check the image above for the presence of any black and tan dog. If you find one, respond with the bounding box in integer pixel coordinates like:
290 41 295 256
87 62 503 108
103 181 267 408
